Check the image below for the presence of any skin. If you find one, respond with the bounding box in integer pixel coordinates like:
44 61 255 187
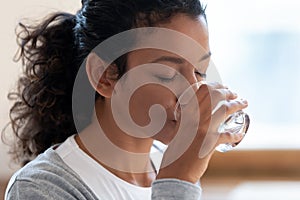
77 13 248 187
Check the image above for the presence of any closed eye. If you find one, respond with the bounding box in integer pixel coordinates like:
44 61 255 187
156 73 178 83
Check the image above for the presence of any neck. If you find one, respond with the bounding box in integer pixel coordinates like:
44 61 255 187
75 134 156 187
95 98 154 153
76 99 156 186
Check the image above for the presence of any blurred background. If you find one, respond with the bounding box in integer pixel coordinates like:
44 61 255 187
206 0 300 151
203 0 300 199
1 0 300 200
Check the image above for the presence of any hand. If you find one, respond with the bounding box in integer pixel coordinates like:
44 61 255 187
156 82 248 183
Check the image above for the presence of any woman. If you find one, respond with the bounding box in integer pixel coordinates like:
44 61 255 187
4 0 248 199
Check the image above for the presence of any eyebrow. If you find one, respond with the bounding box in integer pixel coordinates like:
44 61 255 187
150 51 212 65
150 56 185 64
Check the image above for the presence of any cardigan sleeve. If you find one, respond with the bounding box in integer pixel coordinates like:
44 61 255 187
152 178 202 200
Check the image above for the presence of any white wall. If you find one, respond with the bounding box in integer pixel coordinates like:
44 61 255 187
0 0 80 180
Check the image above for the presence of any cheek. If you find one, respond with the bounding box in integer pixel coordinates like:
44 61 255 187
129 90 152 126
129 85 175 126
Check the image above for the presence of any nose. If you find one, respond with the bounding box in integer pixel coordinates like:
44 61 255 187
172 69 201 121
175 66 200 98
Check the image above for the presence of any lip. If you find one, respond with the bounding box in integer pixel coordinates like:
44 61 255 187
171 119 177 123
173 107 181 121
165 105 180 123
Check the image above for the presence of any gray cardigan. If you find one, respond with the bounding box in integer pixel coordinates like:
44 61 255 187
5 148 202 200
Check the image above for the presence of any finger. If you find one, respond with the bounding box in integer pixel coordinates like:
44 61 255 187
180 82 229 109
197 102 228 158
224 99 248 116
200 99 248 153
205 81 228 90
209 89 238 111
217 89 238 100
200 98 249 144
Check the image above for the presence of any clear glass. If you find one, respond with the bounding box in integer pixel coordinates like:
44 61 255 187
215 110 250 152
174 82 250 152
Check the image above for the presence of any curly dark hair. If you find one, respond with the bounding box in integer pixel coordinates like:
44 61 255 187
2 0 206 165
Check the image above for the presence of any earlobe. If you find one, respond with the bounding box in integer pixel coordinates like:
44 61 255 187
86 52 117 98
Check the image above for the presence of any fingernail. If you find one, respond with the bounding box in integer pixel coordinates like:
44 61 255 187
238 132 245 138
242 99 248 105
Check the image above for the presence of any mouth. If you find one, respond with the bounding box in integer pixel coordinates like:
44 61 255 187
165 105 181 124
173 107 181 121
171 119 177 124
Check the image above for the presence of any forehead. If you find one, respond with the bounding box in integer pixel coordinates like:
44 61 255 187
158 14 209 51
127 14 210 68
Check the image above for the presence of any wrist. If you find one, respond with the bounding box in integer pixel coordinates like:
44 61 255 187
156 168 200 184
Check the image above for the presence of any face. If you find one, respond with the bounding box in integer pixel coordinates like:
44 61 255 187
117 14 210 144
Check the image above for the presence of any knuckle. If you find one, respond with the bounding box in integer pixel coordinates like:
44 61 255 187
220 103 229 114
198 85 209 95
211 81 222 88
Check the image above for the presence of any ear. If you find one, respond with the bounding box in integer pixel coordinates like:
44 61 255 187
86 52 118 98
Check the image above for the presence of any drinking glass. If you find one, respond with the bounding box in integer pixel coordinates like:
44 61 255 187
215 110 250 152
174 82 250 152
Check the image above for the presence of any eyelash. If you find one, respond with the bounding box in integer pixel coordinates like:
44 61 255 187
195 71 207 79
156 74 177 83
157 71 206 83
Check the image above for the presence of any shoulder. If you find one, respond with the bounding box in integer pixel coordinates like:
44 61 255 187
10 148 79 185
5 148 99 200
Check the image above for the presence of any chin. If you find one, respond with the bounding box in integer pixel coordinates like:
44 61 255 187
153 122 178 145
156 137 172 145
152 130 173 145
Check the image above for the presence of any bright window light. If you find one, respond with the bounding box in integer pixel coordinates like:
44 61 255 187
205 0 300 149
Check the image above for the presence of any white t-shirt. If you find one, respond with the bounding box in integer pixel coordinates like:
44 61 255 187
56 135 164 200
